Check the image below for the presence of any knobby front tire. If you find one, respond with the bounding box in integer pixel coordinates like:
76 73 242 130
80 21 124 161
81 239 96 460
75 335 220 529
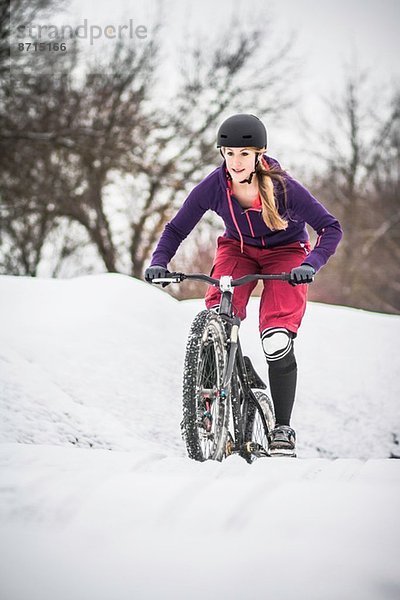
181 310 229 461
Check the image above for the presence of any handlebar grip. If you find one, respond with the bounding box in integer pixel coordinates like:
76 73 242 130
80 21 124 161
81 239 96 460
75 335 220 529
151 272 186 284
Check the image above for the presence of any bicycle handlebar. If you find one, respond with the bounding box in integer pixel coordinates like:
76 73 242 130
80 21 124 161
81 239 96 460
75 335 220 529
151 272 291 287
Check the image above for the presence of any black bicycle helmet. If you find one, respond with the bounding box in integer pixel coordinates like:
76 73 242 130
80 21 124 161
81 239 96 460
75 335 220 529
216 113 267 148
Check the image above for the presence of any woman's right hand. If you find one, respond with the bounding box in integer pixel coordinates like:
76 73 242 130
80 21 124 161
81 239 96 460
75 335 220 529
144 265 170 286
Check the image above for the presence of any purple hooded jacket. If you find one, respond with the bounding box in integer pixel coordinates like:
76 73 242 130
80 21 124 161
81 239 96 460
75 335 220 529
150 155 342 273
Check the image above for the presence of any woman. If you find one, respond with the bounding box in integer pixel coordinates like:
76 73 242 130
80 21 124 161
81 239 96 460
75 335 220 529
145 114 342 456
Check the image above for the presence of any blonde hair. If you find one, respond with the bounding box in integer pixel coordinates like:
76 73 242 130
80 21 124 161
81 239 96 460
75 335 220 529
253 148 288 231
223 147 288 231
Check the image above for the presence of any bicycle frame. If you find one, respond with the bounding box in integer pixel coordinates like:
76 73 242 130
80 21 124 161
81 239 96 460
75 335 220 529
152 271 291 459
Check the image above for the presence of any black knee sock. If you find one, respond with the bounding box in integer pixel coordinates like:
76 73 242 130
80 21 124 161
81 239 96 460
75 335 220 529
267 350 297 426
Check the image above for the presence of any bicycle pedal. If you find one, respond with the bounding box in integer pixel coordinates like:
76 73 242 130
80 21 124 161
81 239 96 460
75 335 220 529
245 442 265 454
240 442 268 459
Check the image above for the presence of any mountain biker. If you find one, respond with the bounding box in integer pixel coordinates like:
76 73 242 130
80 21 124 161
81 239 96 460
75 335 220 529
144 114 342 456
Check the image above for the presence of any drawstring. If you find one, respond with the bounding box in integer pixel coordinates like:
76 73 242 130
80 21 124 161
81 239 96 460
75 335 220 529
245 212 255 237
225 172 244 253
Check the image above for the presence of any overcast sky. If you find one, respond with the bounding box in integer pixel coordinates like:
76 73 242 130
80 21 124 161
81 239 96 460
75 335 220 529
61 0 399 167
65 0 400 81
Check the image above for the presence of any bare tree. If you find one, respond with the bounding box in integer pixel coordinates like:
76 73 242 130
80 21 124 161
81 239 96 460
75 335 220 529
0 35 159 274
0 7 297 280
306 72 400 313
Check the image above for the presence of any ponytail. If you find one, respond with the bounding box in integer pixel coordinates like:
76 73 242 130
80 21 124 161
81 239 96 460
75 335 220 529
256 155 288 231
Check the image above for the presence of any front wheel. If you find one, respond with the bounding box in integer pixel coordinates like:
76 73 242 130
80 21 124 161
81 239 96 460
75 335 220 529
181 310 229 461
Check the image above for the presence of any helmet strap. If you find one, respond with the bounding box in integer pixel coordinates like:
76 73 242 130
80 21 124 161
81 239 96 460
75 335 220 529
239 172 255 184
239 153 261 184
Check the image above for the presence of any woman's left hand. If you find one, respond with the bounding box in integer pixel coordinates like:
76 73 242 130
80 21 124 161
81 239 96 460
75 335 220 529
289 264 316 286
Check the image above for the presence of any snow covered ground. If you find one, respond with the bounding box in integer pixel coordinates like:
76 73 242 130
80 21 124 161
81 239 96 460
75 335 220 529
0 273 399 599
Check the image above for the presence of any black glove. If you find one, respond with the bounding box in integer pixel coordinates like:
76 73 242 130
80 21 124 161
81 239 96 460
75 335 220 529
144 265 170 287
289 264 316 286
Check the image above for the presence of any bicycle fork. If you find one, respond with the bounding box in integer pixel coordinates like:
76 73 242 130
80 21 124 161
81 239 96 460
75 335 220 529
221 322 244 457
222 322 239 389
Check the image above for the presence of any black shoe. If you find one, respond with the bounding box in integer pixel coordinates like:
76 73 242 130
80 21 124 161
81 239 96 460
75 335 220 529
268 425 296 457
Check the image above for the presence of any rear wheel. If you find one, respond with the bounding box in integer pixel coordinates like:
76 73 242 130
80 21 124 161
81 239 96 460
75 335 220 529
244 391 275 459
181 310 229 461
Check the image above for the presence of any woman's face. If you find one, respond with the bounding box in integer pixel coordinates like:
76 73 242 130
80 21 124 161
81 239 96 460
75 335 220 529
223 147 257 183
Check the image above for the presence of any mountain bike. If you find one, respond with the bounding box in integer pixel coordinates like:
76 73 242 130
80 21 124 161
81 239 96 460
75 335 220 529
152 271 291 462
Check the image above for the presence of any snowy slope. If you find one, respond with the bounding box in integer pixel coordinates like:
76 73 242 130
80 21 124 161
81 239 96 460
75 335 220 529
1 273 399 458
0 273 400 600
